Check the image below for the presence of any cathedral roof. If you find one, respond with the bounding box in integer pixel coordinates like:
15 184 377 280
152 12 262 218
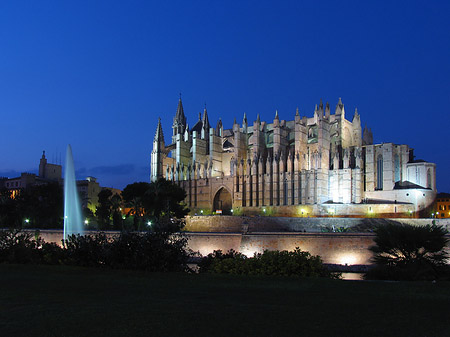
223 139 234 149
394 181 428 190
191 111 202 133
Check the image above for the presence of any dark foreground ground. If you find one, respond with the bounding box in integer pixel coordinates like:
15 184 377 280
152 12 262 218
1 264 450 337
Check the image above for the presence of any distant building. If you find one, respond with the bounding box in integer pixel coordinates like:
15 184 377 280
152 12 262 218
39 151 62 182
77 176 102 211
435 193 450 219
1 152 111 212
151 97 436 217
0 151 62 197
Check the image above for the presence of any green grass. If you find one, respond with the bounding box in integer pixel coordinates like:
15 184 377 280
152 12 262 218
1 265 450 337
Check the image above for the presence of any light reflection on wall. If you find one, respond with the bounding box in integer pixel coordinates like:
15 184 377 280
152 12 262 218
337 253 358 265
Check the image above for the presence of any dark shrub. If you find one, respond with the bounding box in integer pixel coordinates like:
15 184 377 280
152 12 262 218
40 242 66 265
0 229 42 264
108 231 190 272
63 233 112 268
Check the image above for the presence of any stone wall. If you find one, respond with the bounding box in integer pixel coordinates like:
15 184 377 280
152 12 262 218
28 229 375 265
185 215 450 233
187 232 375 265
23 215 450 267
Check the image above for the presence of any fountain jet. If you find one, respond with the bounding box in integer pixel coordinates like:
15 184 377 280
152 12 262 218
64 144 83 241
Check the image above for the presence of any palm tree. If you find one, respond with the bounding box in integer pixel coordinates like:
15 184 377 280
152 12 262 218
366 223 449 280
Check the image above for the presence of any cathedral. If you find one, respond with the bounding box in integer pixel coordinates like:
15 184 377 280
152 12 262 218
151 98 436 217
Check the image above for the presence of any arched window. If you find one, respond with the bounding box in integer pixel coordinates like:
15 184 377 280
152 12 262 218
394 154 400 182
427 168 432 189
377 154 383 190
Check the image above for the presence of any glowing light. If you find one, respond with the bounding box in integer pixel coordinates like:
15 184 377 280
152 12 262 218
200 210 203 214
263 208 266 213
84 219 89 224
25 219 30 223
231 209 234 213
122 215 126 220
339 254 357 265
147 221 152 226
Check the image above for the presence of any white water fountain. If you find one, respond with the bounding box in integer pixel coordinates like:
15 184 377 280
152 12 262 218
63 144 83 241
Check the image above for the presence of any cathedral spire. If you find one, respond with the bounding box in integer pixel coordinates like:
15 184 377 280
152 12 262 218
274 110 279 119
243 112 247 125
173 96 187 139
175 97 186 126
295 107 299 116
256 113 260 124
154 117 165 143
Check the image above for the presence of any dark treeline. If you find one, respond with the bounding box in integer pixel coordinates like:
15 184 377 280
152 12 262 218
0 178 189 231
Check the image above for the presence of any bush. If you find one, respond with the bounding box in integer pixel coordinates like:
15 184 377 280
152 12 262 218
365 223 450 281
108 231 190 272
64 233 112 268
0 229 43 264
199 248 337 278
0 229 192 272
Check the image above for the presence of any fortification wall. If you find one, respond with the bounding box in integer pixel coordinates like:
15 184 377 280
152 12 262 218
185 216 450 233
27 229 375 265
187 232 375 265
23 216 450 267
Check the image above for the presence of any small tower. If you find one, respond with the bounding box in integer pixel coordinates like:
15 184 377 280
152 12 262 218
201 106 210 140
151 118 166 182
335 97 345 118
216 118 223 137
39 151 47 178
352 108 362 147
242 112 248 134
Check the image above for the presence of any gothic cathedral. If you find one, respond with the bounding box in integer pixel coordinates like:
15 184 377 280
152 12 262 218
151 97 436 217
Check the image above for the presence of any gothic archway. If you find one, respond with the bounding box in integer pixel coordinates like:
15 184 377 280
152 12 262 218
213 187 232 215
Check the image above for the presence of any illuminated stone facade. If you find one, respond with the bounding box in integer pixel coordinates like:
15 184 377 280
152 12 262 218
151 98 436 217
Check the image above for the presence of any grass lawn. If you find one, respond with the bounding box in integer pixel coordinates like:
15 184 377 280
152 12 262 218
1 264 450 337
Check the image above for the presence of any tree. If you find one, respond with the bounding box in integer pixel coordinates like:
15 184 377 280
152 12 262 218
366 223 449 280
110 193 123 230
0 183 64 229
122 182 150 230
144 178 189 219
122 179 189 232
0 188 21 227
96 189 113 230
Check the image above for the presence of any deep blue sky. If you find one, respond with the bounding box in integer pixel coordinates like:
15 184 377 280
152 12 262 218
1 0 449 191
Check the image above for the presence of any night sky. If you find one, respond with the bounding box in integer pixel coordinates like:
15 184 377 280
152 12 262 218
1 1 449 191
